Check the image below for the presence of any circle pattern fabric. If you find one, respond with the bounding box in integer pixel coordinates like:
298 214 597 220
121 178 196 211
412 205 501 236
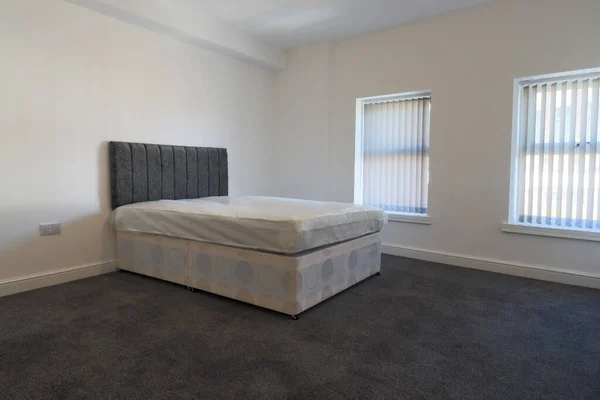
321 259 334 282
167 249 183 270
235 261 255 284
257 266 277 291
304 265 319 290
215 260 232 280
281 272 303 294
235 288 254 304
151 245 165 268
119 240 134 263
348 273 358 287
291 301 303 314
195 254 212 276
349 250 358 270
321 285 333 301
366 243 379 264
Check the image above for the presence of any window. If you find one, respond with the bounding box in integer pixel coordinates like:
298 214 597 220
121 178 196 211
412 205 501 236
506 68 600 240
355 91 432 223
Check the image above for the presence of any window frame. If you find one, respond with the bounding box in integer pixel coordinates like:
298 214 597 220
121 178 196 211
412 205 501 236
504 67 600 242
354 90 433 225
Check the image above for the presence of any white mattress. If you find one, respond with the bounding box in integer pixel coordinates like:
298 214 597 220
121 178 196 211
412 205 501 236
111 196 387 254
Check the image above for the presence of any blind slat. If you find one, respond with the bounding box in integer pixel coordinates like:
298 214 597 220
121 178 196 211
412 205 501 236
536 85 547 223
517 86 529 219
381 103 388 209
392 104 399 209
556 82 567 224
399 101 406 209
587 79 599 226
576 80 589 223
566 82 578 225
547 83 557 224
415 99 423 209
366 106 374 210
411 101 418 209
423 99 431 209
526 86 536 220
377 103 383 208
407 100 413 209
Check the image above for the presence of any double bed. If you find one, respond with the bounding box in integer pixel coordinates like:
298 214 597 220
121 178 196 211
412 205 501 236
111 141 387 318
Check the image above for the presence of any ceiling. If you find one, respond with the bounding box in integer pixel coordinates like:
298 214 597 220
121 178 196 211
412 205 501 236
95 0 492 48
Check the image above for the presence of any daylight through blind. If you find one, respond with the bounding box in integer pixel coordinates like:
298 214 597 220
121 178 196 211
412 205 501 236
516 76 600 229
362 96 431 214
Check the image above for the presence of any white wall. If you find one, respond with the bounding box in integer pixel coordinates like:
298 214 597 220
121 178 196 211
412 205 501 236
0 0 275 282
274 0 600 277
273 44 334 201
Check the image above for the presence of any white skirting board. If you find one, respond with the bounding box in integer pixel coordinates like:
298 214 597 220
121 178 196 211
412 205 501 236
0 261 117 298
382 244 600 290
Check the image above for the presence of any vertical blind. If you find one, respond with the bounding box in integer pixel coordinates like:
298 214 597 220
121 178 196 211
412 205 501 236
515 75 600 230
361 94 431 214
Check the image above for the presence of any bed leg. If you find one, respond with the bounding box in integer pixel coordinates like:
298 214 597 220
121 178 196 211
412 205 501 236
187 286 197 293
375 272 381 276
291 315 299 321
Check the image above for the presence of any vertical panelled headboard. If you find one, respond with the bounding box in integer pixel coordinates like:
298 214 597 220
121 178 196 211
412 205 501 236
110 141 228 210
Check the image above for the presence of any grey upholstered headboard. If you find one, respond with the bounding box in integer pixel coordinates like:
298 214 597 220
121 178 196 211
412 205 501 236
109 141 228 210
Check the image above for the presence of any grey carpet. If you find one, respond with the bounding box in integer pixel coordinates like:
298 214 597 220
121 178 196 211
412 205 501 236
1 255 599 400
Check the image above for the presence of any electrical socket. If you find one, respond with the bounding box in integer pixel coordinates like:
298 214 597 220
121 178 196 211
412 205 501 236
39 223 61 236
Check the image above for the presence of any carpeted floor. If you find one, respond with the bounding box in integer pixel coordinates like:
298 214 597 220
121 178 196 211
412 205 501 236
1 255 599 400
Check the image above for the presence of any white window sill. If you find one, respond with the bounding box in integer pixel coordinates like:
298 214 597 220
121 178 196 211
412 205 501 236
501 222 600 242
387 213 432 225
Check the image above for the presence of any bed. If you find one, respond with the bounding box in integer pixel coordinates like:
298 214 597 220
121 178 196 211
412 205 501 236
110 141 387 318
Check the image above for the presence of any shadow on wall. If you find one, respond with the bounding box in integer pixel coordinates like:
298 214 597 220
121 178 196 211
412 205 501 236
0 142 116 281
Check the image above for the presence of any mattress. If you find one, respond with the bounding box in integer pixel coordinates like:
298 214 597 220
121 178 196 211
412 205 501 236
111 196 387 254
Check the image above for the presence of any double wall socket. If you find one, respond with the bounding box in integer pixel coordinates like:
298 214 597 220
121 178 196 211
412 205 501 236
39 223 61 236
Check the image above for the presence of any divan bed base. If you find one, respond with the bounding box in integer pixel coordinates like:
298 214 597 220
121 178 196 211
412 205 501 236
116 232 382 317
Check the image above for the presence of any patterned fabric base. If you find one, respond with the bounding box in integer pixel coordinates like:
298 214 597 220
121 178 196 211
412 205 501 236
117 232 382 316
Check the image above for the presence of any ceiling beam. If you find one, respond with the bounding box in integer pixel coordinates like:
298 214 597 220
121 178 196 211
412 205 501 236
65 0 286 70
